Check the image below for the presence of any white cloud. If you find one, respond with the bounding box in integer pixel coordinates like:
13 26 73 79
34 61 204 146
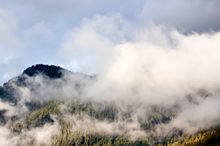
59 14 130 73
58 14 220 133
0 0 220 83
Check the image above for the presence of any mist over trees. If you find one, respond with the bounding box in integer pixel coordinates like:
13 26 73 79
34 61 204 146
0 64 219 145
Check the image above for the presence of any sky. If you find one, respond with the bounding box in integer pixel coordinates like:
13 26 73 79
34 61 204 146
0 0 220 84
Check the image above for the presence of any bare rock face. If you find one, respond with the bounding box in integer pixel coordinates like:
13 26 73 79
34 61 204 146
23 64 65 79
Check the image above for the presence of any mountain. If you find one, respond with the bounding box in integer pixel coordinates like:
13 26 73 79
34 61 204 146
0 64 89 103
23 64 66 79
0 64 219 146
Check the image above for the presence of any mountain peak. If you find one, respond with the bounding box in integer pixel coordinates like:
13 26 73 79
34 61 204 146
23 64 65 79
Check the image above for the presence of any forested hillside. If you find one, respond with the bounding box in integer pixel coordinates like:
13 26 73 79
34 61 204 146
0 65 220 146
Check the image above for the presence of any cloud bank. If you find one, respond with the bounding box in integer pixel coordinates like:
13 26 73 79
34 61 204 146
56 14 220 133
2 13 220 130
0 0 220 83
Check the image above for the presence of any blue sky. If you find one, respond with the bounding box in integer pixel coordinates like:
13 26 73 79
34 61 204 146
0 0 220 84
